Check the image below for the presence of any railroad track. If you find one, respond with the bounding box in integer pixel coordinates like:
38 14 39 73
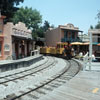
2 58 81 100
0 56 57 85
0 57 50 78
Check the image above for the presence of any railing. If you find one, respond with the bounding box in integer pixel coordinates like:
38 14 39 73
31 50 40 56
61 38 82 42
83 52 89 71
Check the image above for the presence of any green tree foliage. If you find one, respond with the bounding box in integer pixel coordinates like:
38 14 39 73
97 10 100 21
43 20 50 32
95 22 100 29
90 25 94 29
37 27 44 38
95 11 100 29
90 11 100 29
12 7 42 39
37 20 55 38
0 0 24 22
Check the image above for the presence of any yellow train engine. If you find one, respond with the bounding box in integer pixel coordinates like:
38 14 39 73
40 42 70 57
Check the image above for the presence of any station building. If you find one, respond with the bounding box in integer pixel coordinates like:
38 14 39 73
45 23 83 47
88 29 100 56
0 16 34 60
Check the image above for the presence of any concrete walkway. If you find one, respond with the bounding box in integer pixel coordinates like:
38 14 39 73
74 59 100 71
86 62 100 71
39 71 100 100
39 61 100 100
0 57 67 99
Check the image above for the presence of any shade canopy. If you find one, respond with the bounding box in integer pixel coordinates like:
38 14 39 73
83 42 90 45
97 43 100 46
71 42 83 45
81 42 98 45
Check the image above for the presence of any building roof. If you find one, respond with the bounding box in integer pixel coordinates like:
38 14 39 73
59 23 83 32
12 35 33 41
88 29 100 34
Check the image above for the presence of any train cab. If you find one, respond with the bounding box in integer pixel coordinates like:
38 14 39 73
56 42 68 55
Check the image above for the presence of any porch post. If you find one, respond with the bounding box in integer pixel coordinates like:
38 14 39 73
89 32 92 70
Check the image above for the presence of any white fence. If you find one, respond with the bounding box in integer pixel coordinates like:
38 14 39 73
83 52 89 71
31 50 40 56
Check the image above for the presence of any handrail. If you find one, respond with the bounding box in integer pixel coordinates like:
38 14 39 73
83 52 89 71
31 49 40 56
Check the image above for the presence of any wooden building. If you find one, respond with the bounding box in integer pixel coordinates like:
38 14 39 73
45 23 83 47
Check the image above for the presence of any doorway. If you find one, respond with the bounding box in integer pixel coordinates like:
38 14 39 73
21 44 25 57
15 42 19 59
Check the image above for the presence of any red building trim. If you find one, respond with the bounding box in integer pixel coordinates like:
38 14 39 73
0 15 6 60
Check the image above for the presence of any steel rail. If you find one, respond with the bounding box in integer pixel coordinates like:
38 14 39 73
0 57 49 79
8 59 81 100
0 57 56 85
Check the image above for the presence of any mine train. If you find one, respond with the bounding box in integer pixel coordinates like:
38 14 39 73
40 42 74 58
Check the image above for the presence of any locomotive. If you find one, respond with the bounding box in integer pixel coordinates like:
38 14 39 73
40 42 73 59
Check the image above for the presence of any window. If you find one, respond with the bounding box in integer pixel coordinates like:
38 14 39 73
61 44 64 48
57 44 60 48
72 32 75 39
64 31 67 38
0 30 2 34
0 21 3 34
98 34 100 43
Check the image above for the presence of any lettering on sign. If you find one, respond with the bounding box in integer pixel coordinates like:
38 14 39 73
13 29 32 39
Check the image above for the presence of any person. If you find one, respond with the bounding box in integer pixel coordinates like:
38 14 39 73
92 54 98 62
64 42 72 60
79 51 83 57
71 47 75 57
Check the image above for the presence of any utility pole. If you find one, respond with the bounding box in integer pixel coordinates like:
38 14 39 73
89 32 92 70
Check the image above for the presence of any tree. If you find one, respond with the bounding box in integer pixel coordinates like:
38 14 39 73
43 20 50 32
90 25 94 29
37 27 44 38
0 0 24 22
43 21 55 31
90 11 100 29
95 22 100 29
12 7 42 38
37 21 55 38
97 10 100 21
35 20 50 38
95 10 100 29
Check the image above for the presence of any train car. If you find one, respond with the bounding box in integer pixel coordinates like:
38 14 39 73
50 47 56 55
56 42 68 55
40 47 51 54
40 42 73 60
40 42 70 56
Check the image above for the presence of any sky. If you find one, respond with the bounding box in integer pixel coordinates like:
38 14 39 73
19 0 100 33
